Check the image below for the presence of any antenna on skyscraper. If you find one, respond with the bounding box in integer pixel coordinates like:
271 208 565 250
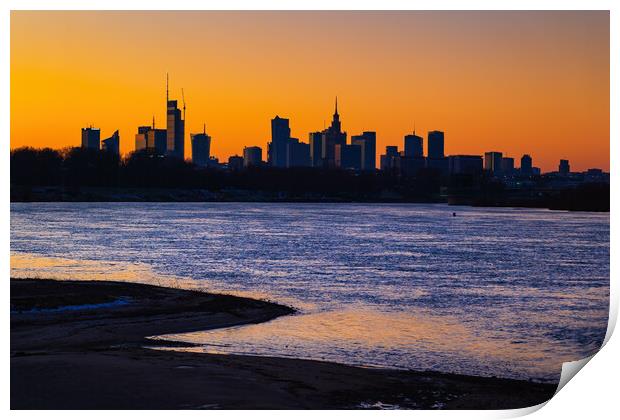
203 123 206 134
166 73 169 103
152 115 155 129
181 88 186 120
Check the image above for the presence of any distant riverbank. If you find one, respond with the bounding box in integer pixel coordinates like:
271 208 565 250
11 279 557 409
10 185 609 211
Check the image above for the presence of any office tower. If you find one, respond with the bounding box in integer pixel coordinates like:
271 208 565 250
559 159 570 175
351 131 376 171
286 138 311 168
321 97 347 168
243 146 263 167
309 132 323 167
147 129 167 155
101 130 120 155
404 131 424 158
81 127 100 150
228 155 244 171
335 144 362 170
426 130 448 175
448 155 483 175
191 125 212 167
398 130 425 176
520 154 533 175
166 75 185 160
427 130 444 159
135 126 150 151
501 157 515 175
484 151 503 174
380 146 400 172
268 115 291 168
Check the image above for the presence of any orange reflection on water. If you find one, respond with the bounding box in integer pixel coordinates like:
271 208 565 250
157 306 565 381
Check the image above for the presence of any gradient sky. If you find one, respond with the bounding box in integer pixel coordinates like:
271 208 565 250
11 11 609 171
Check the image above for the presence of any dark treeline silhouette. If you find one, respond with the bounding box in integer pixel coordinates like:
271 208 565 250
10 147 443 201
10 147 609 211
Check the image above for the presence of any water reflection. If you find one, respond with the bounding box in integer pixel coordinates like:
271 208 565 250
10 202 609 382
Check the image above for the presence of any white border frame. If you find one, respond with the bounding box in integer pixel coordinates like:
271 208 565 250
3 2 617 419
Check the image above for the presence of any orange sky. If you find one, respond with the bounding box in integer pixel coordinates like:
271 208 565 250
11 11 609 171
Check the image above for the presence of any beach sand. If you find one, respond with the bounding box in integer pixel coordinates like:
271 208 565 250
11 278 557 409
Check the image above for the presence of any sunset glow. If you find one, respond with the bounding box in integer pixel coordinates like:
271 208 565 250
11 11 609 171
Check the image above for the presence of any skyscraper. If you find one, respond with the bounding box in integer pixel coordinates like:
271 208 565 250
351 131 376 171
404 131 423 158
501 157 515 175
520 154 533 175
321 97 347 168
309 131 323 168
135 126 150 151
166 75 185 160
101 130 120 155
484 151 503 174
380 146 400 172
559 159 570 175
334 143 361 170
268 116 291 168
191 124 212 167
244 146 263 167
147 128 167 155
426 131 448 175
81 127 100 150
427 131 444 159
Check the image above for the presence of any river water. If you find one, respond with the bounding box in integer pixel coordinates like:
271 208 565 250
10 202 609 382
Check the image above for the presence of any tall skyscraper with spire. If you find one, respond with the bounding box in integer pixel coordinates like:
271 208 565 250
166 74 185 160
321 97 347 168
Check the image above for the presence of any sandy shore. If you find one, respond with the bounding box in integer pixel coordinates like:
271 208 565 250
11 278 557 409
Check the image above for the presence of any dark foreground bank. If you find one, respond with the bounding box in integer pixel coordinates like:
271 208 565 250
11 279 557 409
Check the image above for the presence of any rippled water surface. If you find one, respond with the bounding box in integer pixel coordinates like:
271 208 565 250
10 203 609 382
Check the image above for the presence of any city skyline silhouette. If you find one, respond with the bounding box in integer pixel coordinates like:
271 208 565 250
11 10 609 172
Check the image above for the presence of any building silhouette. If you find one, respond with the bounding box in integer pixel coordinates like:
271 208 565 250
559 159 570 175
404 131 424 158
101 130 120 155
135 120 166 156
484 151 503 175
135 126 150 151
335 144 362 170
426 130 448 174
321 98 347 168
380 146 400 172
81 127 100 150
520 154 533 175
228 155 244 171
448 155 483 175
166 75 185 160
427 131 444 159
501 157 515 176
351 131 376 171
148 128 167 155
268 116 291 168
309 131 323 168
244 146 263 167
191 124 212 167
286 138 311 168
